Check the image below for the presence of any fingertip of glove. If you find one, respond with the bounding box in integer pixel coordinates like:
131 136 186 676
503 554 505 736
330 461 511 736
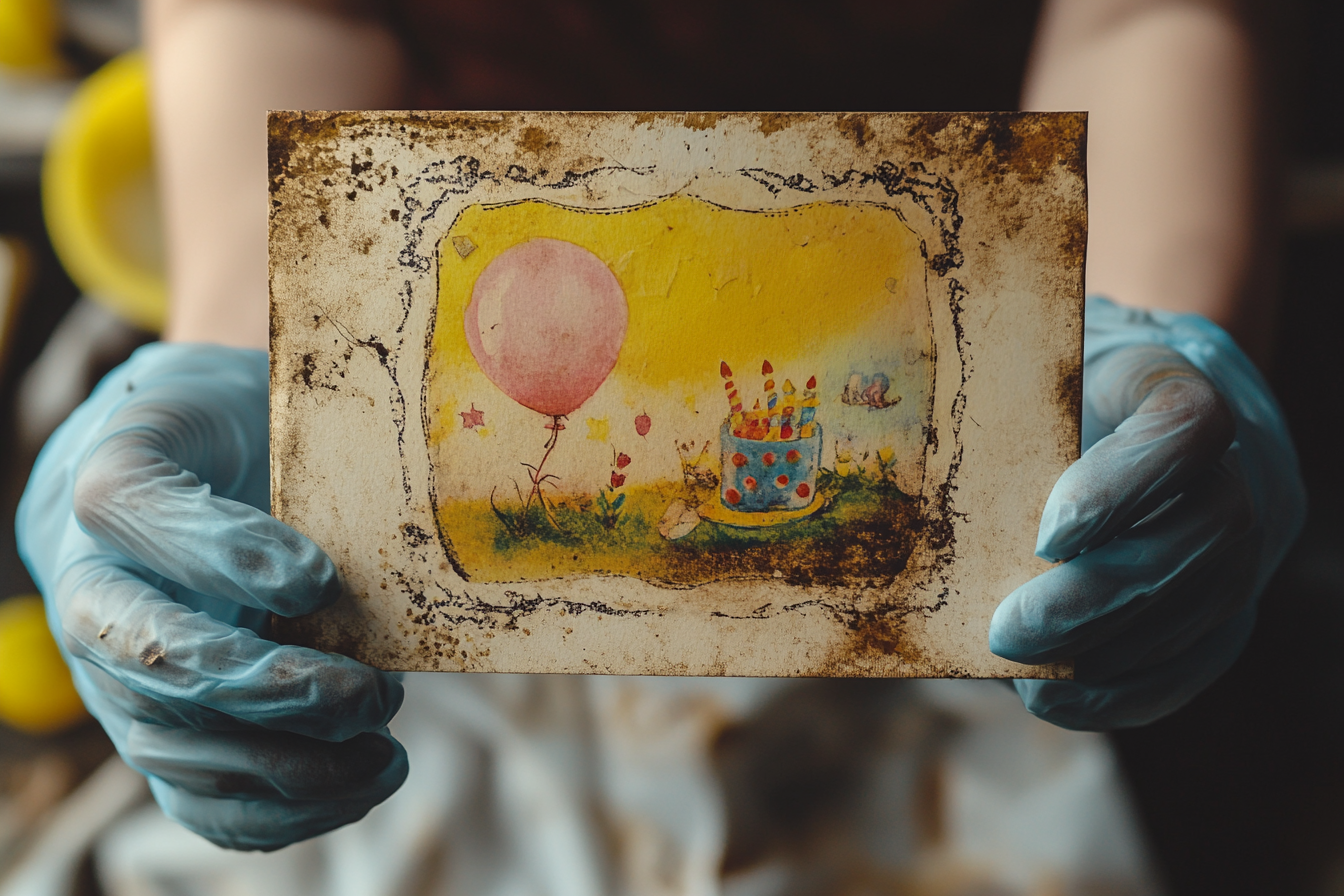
1011 679 1110 732
989 584 1067 666
369 668 406 729
303 655 406 738
239 527 344 618
987 592 1030 663
148 776 385 852
1032 469 1092 562
1034 529 1071 564
376 729 411 793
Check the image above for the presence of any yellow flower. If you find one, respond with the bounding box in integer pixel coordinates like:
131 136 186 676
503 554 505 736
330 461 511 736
878 447 895 466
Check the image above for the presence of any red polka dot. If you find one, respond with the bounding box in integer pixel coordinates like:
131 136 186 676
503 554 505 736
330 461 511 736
776 474 789 487
796 483 810 498
785 449 801 463
725 488 741 505
743 476 757 491
762 453 775 466
731 453 748 468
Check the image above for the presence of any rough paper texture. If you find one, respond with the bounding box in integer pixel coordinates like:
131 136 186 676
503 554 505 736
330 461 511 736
268 111 1085 677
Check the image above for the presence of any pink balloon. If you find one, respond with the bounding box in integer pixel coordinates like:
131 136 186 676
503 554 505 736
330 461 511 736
464 238 628 417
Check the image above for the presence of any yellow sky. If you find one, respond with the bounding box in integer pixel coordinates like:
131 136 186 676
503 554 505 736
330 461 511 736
433 195 919 390
426 195 933 499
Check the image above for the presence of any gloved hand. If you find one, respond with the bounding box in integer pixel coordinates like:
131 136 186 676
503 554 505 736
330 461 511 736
990 296 1306 730
17 343 408 850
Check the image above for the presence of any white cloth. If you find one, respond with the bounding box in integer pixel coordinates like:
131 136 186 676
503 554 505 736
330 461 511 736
91 675 1162 896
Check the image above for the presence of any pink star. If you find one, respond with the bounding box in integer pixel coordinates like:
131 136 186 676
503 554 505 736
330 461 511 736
459 404 485 429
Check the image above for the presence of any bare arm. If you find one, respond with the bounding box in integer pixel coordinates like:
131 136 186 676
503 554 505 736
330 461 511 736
145 0 406 348
1023 0 1266 358
148 0 1264 353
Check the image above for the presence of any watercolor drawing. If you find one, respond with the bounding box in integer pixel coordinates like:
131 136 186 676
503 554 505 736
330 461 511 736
425 196 935 586
268 111 1085 677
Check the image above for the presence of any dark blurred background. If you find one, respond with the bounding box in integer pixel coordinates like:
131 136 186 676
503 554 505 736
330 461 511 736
0 0 1341 893
1108 4 1344 895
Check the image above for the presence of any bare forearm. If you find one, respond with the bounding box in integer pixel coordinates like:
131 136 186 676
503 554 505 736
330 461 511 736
145 0 406 348
1023 0 1263 356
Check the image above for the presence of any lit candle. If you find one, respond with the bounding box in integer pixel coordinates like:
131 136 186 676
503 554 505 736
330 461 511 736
746 399 765 440
762 360 779 440
799 374 819 437
720 361 744 430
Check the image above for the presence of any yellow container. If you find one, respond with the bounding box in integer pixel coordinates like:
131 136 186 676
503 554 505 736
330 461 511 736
0 0 60 72
43 51 167 332
0 595 87 734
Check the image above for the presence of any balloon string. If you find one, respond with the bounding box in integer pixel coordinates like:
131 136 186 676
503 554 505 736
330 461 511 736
521 415 564 532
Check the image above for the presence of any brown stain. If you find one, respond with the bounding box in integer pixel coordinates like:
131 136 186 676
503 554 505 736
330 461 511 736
274 610 372 665
835 113 875 148
756 113 807 137
517 125 557 155
633 111 725 131
430 113 510 134
848 611 904 657
138 642 165 666
1055 355 1083 462
890 111 956 166
967 112 1088 185
814 591 939 677
1060 209 1088 271
268 111 359 189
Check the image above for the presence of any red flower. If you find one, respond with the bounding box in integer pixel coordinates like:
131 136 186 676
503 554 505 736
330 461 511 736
762 452 775 466
616 452 631 469
610 472 626 488
635 412 652 437
776 474 790 487
731 453 748 467
743 476 757 491
796 483 810 498
724 488 741 505
786 449 801 463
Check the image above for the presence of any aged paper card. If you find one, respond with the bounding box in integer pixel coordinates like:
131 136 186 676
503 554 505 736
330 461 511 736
268 111 1085 677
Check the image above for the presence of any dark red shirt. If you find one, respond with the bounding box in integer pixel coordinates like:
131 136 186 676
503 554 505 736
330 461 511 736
382 0 1042 111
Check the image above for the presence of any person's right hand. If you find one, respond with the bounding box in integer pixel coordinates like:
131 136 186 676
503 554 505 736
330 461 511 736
17 343 407 851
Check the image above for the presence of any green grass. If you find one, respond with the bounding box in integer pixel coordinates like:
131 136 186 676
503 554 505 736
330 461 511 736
440 468 922 586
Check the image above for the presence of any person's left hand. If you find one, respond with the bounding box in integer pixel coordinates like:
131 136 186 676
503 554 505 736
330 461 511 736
989 297 1306 730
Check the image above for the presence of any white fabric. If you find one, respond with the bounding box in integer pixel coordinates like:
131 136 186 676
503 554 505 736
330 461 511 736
91 675 1162 896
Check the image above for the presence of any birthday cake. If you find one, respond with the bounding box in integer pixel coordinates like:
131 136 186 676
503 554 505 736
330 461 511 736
717 362 821 515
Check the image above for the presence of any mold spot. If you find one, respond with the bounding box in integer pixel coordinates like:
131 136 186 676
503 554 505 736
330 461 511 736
518 125 557 155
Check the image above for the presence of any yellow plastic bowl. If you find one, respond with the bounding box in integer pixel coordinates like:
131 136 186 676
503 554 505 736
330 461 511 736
43 51 167 332
0 596 87 735
0 0 60 72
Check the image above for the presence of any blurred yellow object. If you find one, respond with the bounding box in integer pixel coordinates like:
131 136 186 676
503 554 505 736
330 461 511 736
0 595 86 734
0 0 60 72
43 51 167 332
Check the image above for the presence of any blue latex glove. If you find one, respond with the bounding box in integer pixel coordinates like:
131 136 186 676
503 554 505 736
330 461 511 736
17 343 408 850
990 297 1306 730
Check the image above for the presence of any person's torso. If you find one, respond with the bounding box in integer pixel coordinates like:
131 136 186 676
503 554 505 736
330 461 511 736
386 0 1042 112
